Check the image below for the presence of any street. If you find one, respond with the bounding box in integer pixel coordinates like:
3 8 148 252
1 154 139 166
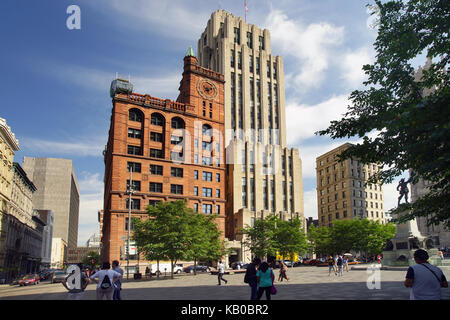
0 265 449 300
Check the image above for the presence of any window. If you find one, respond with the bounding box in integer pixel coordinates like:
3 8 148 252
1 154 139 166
194 154 198 164
194 187 198 196
231 50 235 68
150 165 163 175
128 128 142 139
234 27 240 44
151 113 164 126
126 180 141 191
259 36 264 50
216 173 220 182
216 205 220 214
171 135 183 145
194 203 198 212
171 117 185 129
150 148 163 158
171 167 183 177
194 170 198 179
202 124 212 136
256 57 260 74
150 132 163 142
202 204 212 214
247 32 253 48
125 217 135 230
149 200 161 207
202 172 212 181
149 182 163 193
202 141 212 151
171 184 183 194
126 199 140 210
249 55 254 73
171 151 184 161
238 51 242 69
127 162 141 173
129 109 143 122
127 145 142 155
216 189 220 198
202 156 211 165
202 188 212 197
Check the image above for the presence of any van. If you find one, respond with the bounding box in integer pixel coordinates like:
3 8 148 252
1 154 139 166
149 263 183 275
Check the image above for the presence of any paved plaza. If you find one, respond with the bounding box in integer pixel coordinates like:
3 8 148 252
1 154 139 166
0 265 449 300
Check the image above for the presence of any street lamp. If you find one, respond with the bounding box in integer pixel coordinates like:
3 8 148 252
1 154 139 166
126 167 135 280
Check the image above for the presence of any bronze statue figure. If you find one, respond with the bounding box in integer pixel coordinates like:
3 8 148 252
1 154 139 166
397 178 411 205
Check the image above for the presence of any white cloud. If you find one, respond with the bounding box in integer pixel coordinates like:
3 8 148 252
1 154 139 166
21 137 105 157
77 172 104 245
286 94 351 145
303 189 318 219
265 9 345 90
339 46 374 88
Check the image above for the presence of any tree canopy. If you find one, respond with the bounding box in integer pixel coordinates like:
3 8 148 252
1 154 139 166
317 0 450 228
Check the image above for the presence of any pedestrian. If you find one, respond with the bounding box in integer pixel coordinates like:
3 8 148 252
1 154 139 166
404 249 448 300
336 255 343 276
61 263 89 300
343 256 349 272
278 260 289 282
437 250 444 260
244 257 261 300
217 260 228 285
256 262 275 300
112 260 124 300
328 255 336 276
90 262 122 300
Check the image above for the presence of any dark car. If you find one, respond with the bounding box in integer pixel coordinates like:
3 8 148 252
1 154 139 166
39 270 52 281
19 274 40 286
231 261 246 270
183 265 211 273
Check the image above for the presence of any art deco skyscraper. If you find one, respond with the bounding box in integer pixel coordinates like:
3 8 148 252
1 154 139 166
198 10 305 262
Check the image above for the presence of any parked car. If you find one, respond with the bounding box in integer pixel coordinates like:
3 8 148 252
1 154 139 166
51 270 67 283
19 274 40 286
231 261 246 270
347 259 361 265
183 265 211 273
39 270 52 281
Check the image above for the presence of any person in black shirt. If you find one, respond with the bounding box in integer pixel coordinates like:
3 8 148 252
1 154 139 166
244 257 261 300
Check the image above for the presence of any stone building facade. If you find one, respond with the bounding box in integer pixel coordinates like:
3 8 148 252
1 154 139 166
197 10 305 263
22 157 80 267
316 143 386 227
102 52 226 271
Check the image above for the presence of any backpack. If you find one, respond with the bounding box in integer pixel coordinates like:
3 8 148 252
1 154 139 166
100 272 112 289
337 257 343 265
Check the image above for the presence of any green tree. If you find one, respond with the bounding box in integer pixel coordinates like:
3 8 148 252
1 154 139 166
184 212 224 275
307 225 333 256
317 0 450 228
273 217 308 266
132 200 192 279
239 215 278 259
83 251 100 268
330 220 361 254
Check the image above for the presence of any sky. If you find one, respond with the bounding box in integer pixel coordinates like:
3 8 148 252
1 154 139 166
0 0 418 245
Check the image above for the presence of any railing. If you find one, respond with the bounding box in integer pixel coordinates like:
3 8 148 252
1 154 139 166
126 93 195 114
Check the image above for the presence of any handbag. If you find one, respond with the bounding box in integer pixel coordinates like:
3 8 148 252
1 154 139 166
270 269 277 295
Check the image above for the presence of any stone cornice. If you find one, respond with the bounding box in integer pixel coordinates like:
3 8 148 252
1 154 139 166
0 118 19 151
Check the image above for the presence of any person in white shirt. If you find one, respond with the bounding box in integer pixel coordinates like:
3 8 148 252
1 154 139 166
217 261 228 285
90 262 122 300
404 249 448 300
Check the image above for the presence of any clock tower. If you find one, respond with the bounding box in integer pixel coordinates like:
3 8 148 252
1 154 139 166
177 47 225 122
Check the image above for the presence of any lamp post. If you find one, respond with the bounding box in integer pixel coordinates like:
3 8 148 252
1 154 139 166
126 167 134 280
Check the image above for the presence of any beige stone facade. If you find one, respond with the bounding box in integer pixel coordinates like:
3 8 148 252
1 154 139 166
198 10 305 263
316 143 386 227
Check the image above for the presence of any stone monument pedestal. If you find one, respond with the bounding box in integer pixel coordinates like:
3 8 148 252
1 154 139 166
382 210 439 266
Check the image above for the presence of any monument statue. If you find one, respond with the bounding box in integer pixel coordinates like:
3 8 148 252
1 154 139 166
397 177 411 205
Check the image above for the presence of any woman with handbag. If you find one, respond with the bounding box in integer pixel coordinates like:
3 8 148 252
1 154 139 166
256 262 275 300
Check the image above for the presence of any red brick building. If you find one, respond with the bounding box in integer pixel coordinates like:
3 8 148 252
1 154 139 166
101 50 226 269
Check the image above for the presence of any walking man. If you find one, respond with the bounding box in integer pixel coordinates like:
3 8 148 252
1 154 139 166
404 249 448 300
328 255 336 276
217 260 228 285
244 257 261 300
278 260 289 282
336 255 343 276
112 260 124 300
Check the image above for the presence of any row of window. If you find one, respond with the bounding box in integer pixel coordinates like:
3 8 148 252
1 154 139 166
127 162 221 181
124 200 220 215
320 210 385 223
232 29 265 50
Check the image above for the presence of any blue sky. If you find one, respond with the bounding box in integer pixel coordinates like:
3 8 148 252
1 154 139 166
1 0 416 245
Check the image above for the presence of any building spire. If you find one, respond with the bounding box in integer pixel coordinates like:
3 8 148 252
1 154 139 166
185 46 196 58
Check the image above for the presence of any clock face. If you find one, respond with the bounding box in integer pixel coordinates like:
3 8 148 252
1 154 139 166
197 79 218 100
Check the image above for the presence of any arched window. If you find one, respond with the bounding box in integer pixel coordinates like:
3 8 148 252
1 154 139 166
202 124 212 136
151 113 165 126
129 108 143 122
171 117 185 129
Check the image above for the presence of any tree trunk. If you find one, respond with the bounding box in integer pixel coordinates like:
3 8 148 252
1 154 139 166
157 259 160 278
170 259 174 279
